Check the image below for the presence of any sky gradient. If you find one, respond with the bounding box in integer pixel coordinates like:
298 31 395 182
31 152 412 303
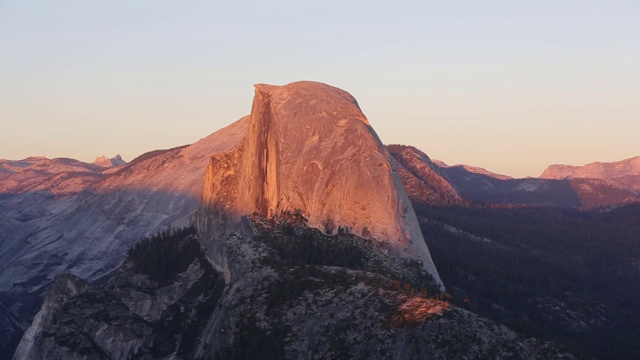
1 0 638 178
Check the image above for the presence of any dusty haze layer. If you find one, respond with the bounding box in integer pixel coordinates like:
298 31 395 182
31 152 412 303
199 81 442 287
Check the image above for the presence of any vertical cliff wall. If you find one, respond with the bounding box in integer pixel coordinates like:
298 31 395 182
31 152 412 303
198 81 442 288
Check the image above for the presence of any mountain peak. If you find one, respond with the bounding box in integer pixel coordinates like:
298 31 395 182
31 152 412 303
540 156 640 194
253 81 370 126
198 81 442 288
541 156 640 179
93 154 126 168
24 156 48 161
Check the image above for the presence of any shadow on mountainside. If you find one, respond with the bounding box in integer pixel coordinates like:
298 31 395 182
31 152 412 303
0 186 201 360
437 166 639 209
417 203 640 360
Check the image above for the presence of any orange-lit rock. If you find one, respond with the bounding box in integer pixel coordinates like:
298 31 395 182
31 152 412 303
198 81 443 288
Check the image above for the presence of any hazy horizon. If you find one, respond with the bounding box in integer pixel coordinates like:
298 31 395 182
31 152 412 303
1 1 638 178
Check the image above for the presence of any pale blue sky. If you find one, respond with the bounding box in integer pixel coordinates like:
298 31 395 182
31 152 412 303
1 0 638 177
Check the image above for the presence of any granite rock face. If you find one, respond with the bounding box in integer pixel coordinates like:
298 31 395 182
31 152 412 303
0 118 248 359
0 157 106 197
198 81 442 287
92 155 126 168
387 145 467 207
541 156 640 180
13 233 224 360
14 216 577 360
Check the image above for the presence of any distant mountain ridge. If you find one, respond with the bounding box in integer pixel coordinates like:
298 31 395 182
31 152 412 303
0 155 127 197
541 156 640 179
541 156 640 194
432 159 513 180
393 153 640 209
0 156 106 196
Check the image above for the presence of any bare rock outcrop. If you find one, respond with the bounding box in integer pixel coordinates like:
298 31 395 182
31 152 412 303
541 156 640 194
387 145 468 207
540 164 581 180
12 232 225 360
199 81 443 288
541 156 640 180
13 216 576 360
92 154 126 168
0 118 249 359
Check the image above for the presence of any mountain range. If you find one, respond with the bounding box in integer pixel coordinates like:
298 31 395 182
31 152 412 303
387 145 640 210
0 119 248 358
1 81 639 359
541 156 640 194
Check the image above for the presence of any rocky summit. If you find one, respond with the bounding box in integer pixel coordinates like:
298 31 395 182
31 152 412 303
92 155 126 168
541 156 640 194
198 81 442 287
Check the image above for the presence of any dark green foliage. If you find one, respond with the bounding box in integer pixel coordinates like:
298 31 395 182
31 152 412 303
110 226 226 358
251 212 441 295
127 226 198 285
126 225 225 358
48 287 148 357
149 262 225 359
212 212 447 359
416 203 640 360
264 266 354 311
42 226 226 359
217 264 357 360
174 269 226 357
253 211 366 271
569 178 639 209
225 315 288 360
260 226 365 270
